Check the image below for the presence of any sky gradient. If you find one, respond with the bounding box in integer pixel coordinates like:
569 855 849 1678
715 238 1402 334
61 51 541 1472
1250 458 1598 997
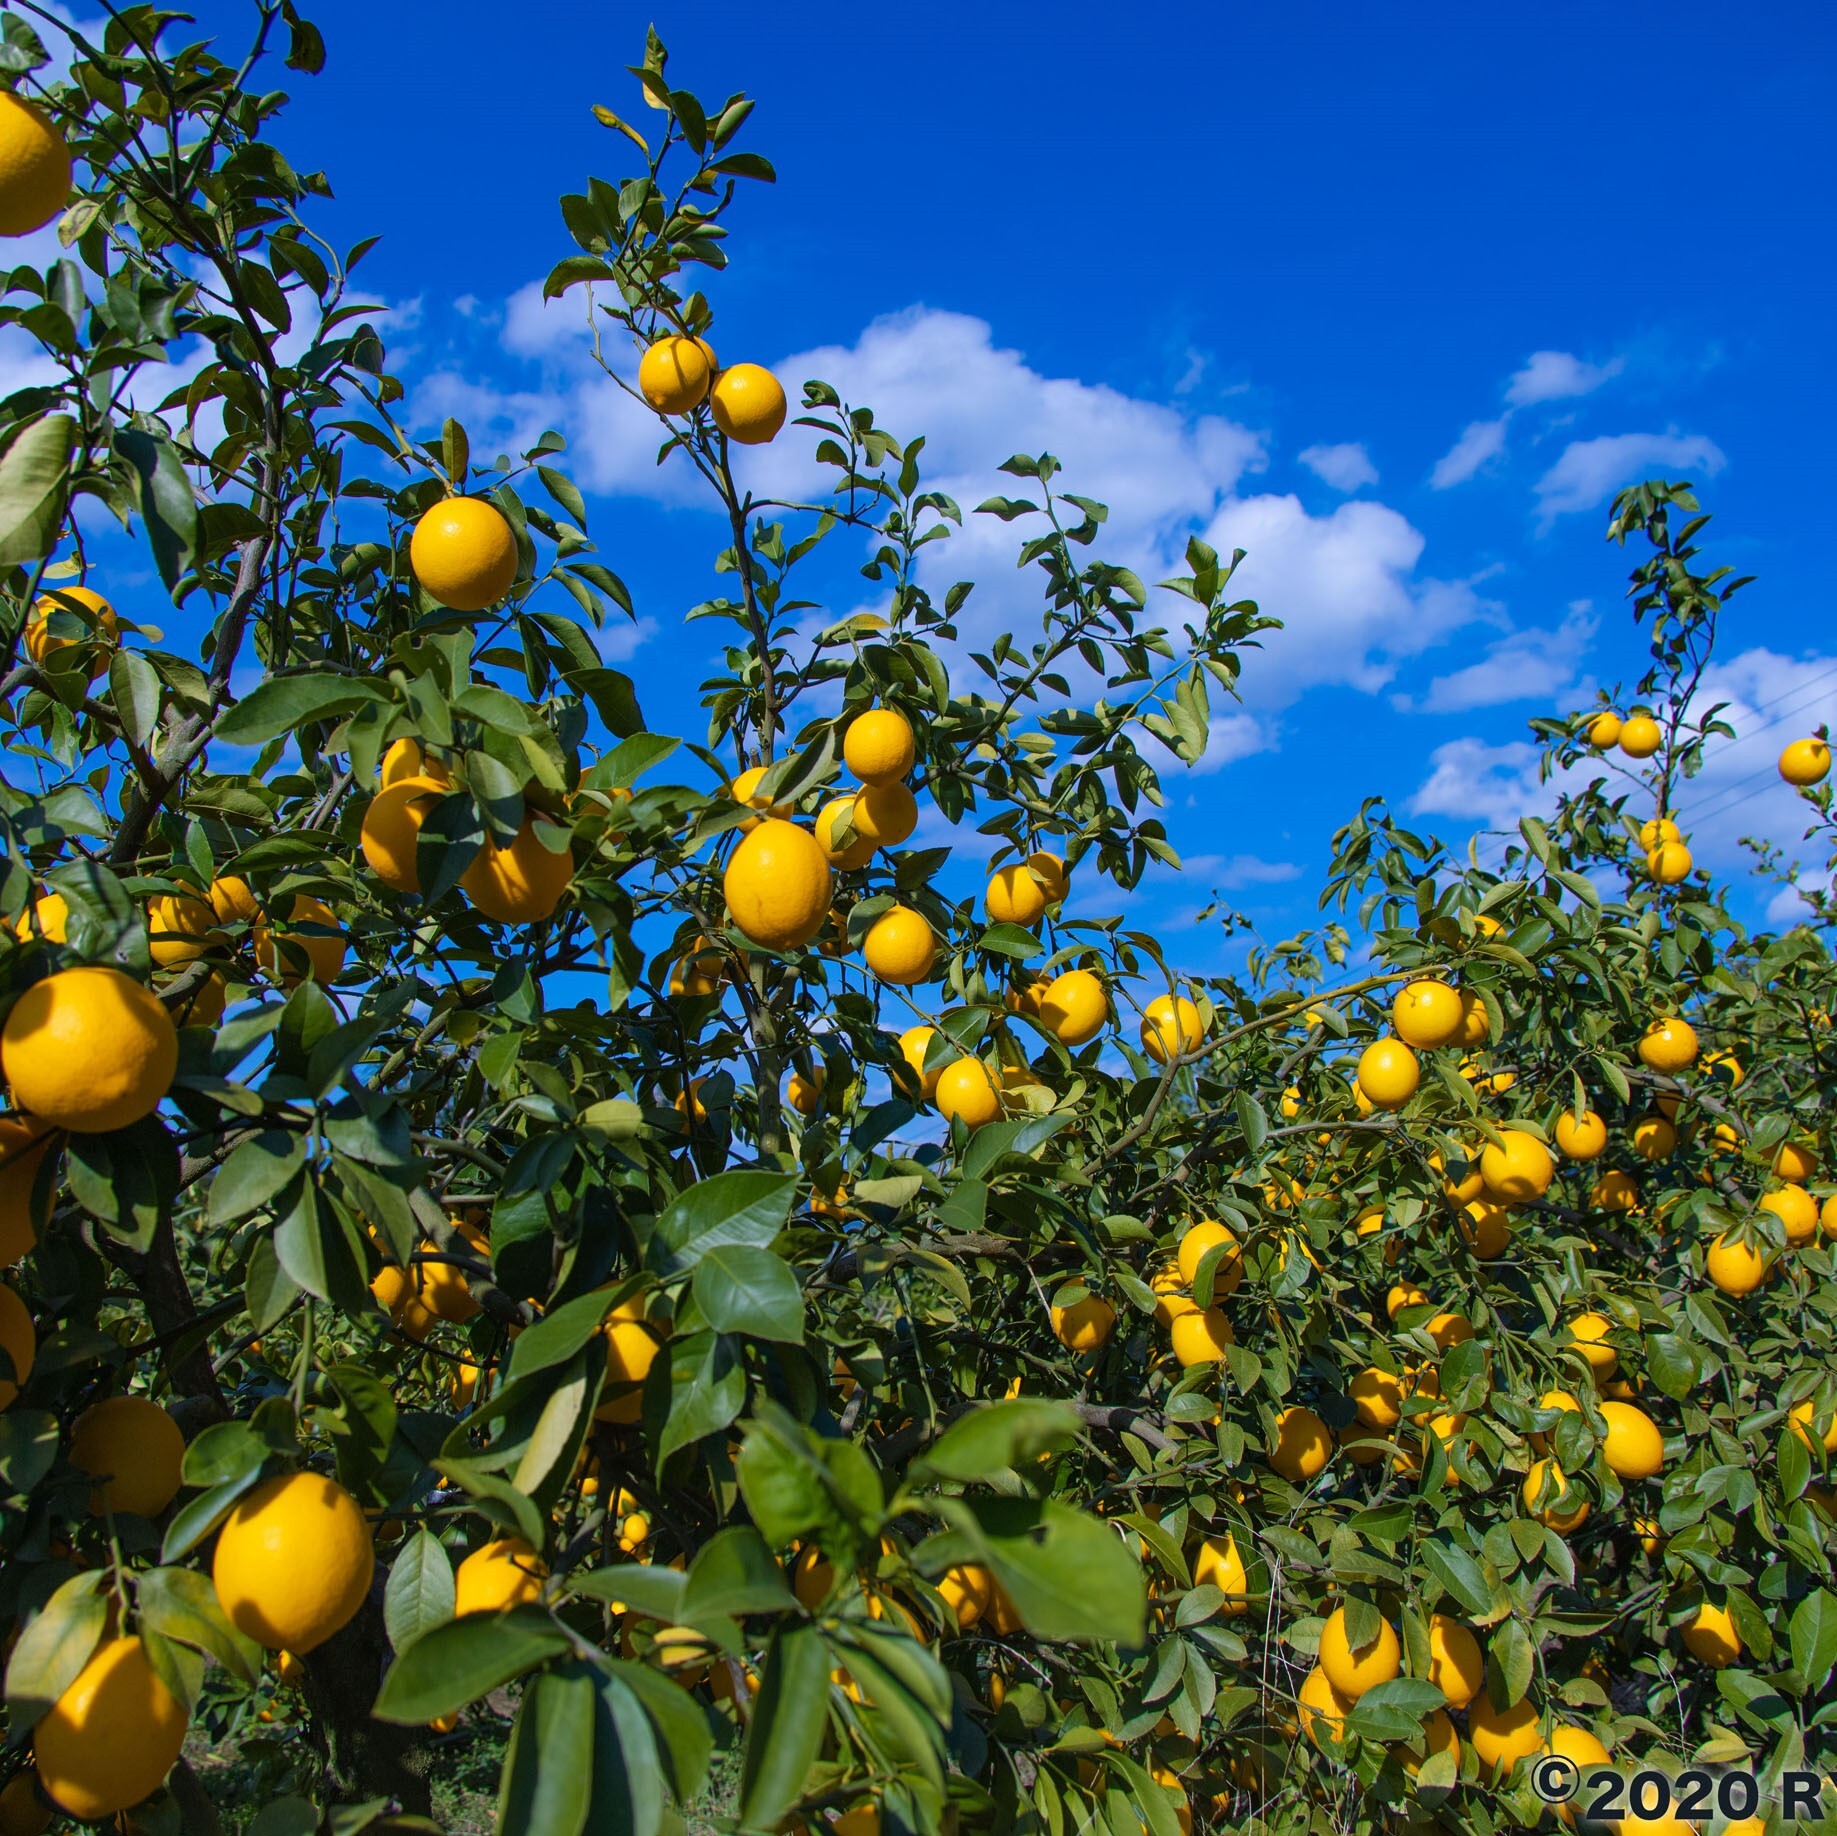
20 0 1837 967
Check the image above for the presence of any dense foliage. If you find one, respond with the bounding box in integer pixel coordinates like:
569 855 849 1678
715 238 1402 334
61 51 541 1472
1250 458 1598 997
0 9 1833 1836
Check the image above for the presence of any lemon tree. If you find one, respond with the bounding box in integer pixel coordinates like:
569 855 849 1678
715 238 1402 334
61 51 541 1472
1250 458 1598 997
0 10 1834 1836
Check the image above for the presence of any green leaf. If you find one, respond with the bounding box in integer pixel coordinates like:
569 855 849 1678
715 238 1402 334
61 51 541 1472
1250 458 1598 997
0 1409 59 1496
372 1609 571 1723
691 1244 803 1342
107 649 161 751
507 1289 621 1386
1646 1332 1699 1399
384 1531 456 1653
610 1659 711 1811
952 1497 1145 1644
648 1171 797 1278
913 1399 1082 1483
737 1620 829 1830
1486 1617 1534 1709
497 1663 596 1836
215 677 391 747
586 1667 665 1836
960 1113 1072 1180
137 1565 261 1684
4 1570 107 1720
1346 1676 1446 1742
655 1330 746 1464
0 412 76 566
162 1468 267 1562
115 425 199 588
680 1527 795 1622
209 1132 307 1225
1420 1537 1500 1621
1790 1588 1837 1694
571 1563 686 1624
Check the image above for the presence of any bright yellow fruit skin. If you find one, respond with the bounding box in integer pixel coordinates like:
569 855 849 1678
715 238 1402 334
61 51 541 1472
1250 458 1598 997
211 1472 375 1652
722 820 833 950
0 93 71 237
409 497 519 611
0 966 178 1133
32 1637 186 1821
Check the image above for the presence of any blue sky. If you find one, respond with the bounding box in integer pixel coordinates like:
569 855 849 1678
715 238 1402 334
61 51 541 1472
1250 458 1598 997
27 0 1837 970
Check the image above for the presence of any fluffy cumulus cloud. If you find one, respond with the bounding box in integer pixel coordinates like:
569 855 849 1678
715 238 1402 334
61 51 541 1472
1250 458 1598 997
1534 431 1727 521
1298 441 1378 492
424 297 1496 720
1401 602 1598 714
1201 494 1495 702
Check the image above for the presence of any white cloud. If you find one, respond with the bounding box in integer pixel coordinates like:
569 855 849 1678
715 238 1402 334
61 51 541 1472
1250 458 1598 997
1200 494 1494 701
1299 441 1378 492
1431 417 1509 490
1410 736 1552 829
1185 711 1276 775
1205 853 1303 888
1534 431 1727 520
1403 603 1598 714
1505 350 1624 408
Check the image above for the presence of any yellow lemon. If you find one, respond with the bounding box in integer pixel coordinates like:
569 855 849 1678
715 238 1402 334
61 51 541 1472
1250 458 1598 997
410 496 519 611
723 820 832 950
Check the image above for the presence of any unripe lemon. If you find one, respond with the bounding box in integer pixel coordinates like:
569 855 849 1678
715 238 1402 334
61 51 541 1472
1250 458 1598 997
1646 841 1692 884
1 967 177 1133
1705 1232 1770 1295
1297 1664 1353 1753
1427 1613 1483 1708
1680 1599 1741 1666
1177 1218 1242 1294
709 362 786 443
637 333 716 414
1141 993 1203 1064
31 1637 186 1821
1039 969 1108 1046
851 781 918 848
1468 1691 1541 1773
1760 1183 1819 1247
1586 710 1623 748
212 1471 375 1651
898 1024 945 1102
1481 1128 1552 1201
1268 1405 1331 1483
1599 1400 1665 1480
935 1057 1000 1131
1349 1366 1403 1429
815 796 875 868
1050 1294 1114 1353
1779 736 1830 785
1192 1533 1248 1614
1637 1016 1697 1071
455 1536 547 1615
722 819 832 950
0 92 72 237
0 1116 52 1271
69 1395 185 1518
843 707 915 784
361 775 447 894
863 906 936 984
1318 1606 1399 1699
1170 1307 1234 1366
147 893 219 968
1618 713 1662 758
1392 979 1464 1049
254 894 347 985
460 816 573 924
410 497 519 611
0 1283 36 1409
1355 1036 1418 1110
